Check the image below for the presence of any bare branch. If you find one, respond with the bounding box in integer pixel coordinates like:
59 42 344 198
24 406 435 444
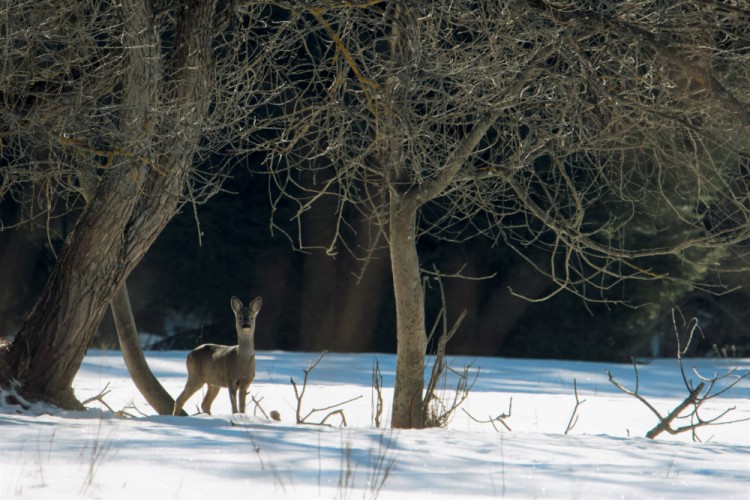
564 379 586 435
609 312 750 440
290 351 362 426
372 357 384 428
266 0 750 308
422 267 478 428
607 367 665 423
463 397 513 432
80 383 114 412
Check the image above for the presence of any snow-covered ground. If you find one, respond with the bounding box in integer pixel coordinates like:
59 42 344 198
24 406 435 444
1 350 748 499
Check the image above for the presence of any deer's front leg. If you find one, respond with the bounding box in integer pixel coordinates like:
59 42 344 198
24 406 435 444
239 382 249 413
228 380 239 413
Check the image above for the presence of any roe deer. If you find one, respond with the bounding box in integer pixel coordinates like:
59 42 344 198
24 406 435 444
173 296 262 416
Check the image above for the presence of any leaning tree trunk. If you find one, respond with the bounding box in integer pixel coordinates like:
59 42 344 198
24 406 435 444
1 170 183 409
111 283 183 415
389 194 427 429
79 174 179 416
0 0 216 410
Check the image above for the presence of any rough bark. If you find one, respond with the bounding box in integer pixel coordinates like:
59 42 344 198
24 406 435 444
2 169 173 409
389 195 426 429
78 153 179 416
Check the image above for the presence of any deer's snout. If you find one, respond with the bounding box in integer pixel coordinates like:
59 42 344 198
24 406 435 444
238 316 253 330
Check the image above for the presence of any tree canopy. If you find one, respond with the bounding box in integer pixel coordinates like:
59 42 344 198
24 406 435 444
1 0 750 427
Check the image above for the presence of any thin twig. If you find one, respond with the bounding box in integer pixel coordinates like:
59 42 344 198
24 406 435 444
81 383 112 407
564 379 586 435
423 267 475 428
251 395 270 420
291 351 361 426
372 357 384 428
462 397 513 432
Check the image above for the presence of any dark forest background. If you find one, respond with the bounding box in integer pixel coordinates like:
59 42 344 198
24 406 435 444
2 163 749 362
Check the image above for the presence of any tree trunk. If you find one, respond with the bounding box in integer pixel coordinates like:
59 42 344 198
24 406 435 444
251 246 293 349
1 169 178 409
79 162 180 416
0 202 46 337
0 0 216 409
298 171 339 351
389 195 426 429
336 251 389 352
111 283 183 415
336 205 389 353
444 250 480 354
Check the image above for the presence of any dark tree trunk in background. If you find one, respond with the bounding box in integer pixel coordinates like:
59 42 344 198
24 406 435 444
298 170 339 351
334 199 390 353
443 251 481 355
252 246 293 349
477 257 551 354
0 206 46 337
336 249 389 352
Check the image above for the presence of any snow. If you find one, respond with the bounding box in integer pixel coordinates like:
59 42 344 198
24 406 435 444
2 350 749 499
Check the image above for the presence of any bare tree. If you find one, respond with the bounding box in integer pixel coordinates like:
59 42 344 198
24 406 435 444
267 1 750 428
0 1 284 409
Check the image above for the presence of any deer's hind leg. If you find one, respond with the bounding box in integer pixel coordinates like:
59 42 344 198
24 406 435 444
173 376 204 416
201 384 221 415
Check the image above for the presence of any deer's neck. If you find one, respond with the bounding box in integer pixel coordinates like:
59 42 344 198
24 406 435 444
236 330 255 359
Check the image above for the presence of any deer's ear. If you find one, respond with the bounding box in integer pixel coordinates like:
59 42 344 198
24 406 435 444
231 296 243 313
249 296 262 314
